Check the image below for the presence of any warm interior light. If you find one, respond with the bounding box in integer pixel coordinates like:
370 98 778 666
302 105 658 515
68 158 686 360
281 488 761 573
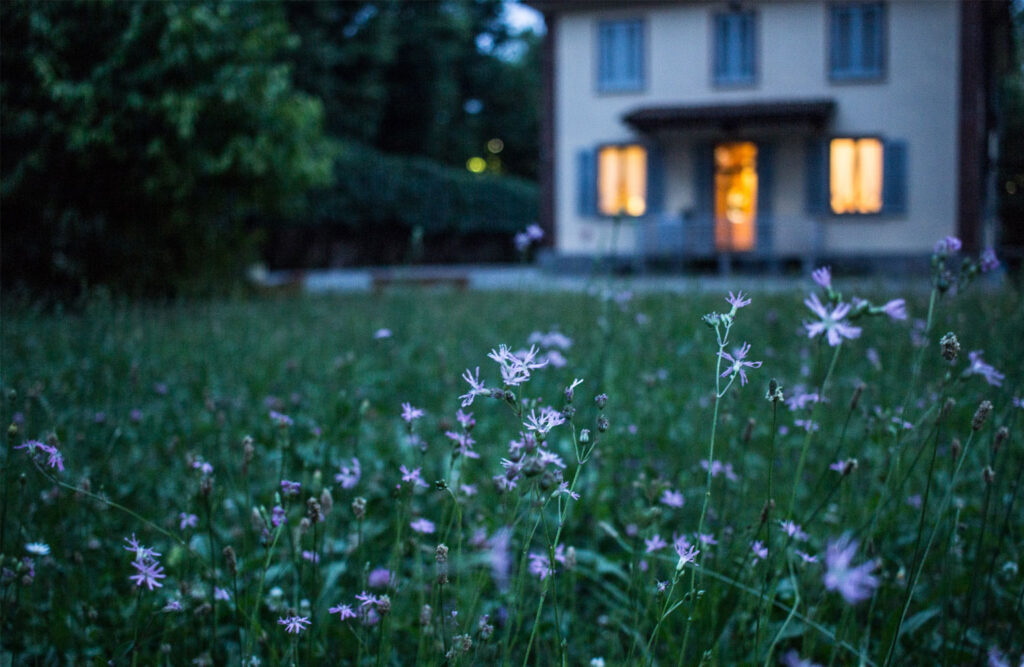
714 141 757 251
598 145 647 216
830 138 883 214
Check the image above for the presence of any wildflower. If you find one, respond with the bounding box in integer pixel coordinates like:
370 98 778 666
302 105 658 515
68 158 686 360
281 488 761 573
718 342 763 386
25 542 50 556
823 535 879 604
780 520 808 541
697 533 717 546
368 568 392 588
401 403 424 423
455 409 475 430
271 505 286 527
488 344 548 387
829 458 858 476
528 547 566 580
514 232 531 252
123 534 161 563
803 293 861 346
163 598 183 612
537 448 567 469
726 290 751 310
460 483 477 496
786 390 822 411
795 550 818 564
410 518 436 534
660 489 684 508
526 223 544 241
355 591 379 609
444 430 480 459
330 603 357 621
214 587 230 601
565 377 584 402
129 558 167 591
675 543 700 570
268 410 293 427
934 236 962 255
965 350 1005 387
280 480 301 496
782 650 823 667
14 440 65 472
554 481 580 500
400 465 428 488
335 458 361 489
644 534 669 553
525 406 566 435
811 266 832 289
301 550 320 563
459 367 488 407
980 248 1000 273
795 419 820 433
373 328 392 339
277 615 311 634
179 513 198 530
881 299 907 321
700 459 739 482
751 541 768 563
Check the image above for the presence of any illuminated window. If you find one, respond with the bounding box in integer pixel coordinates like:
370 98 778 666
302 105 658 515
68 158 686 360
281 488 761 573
598 144 647 216
830 138 883 214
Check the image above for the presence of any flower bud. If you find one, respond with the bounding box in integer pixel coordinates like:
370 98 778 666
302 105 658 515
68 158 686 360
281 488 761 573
993 426 1009 454
579 429 591 444
597 415 609 433
595 394 608 409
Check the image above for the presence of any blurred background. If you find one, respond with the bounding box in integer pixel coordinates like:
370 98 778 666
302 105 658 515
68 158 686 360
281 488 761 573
1 0 545 297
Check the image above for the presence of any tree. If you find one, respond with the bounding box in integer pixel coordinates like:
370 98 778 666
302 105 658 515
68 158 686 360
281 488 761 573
1 1 331 296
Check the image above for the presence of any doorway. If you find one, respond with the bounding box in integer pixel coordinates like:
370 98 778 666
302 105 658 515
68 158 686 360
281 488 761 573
714 141 758 252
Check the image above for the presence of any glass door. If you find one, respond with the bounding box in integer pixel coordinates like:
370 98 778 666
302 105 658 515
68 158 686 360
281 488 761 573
714 141 758 252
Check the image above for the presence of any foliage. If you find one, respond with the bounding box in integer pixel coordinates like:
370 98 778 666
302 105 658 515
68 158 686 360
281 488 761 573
1 263 1021 664
298 142 539 237
0 0 332 296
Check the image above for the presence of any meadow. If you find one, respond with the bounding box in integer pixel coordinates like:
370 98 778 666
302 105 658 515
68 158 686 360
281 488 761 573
1 251 1021 665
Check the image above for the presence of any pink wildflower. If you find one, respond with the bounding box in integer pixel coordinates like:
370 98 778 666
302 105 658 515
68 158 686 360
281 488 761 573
410 518 435 534
330 604 357 621
660 489 684 508
803 293 861 346
811 266 832 289
401 402 424 423
277 615 311 634
718 342 763 386
824 535 879 604
400 465 428 488
644 534 669 553
726 290 751 310
335 458 361 489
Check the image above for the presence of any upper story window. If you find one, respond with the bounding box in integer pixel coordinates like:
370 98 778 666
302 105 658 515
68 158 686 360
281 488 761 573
598 19 644 93
713 11 756 86
830 3 885 81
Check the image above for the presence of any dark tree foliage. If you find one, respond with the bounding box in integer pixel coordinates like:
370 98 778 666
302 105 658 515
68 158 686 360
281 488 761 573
1 1 331 296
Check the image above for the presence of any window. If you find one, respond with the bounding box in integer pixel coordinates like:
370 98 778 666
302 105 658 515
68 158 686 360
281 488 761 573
830 3 885 80
598 144 647 216
598 20 644 92
830 138 882 214
713 11 756 85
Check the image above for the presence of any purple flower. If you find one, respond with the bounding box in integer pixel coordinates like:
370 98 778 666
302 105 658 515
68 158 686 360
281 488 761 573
528 546 566 580
123 534 162 563
700 459 739 482
277 615 311 634
459 367 487 407
803 293 861 346
373 328 392 339
15 439 65 472
355 590 379 609
966 350 1005 387
644 534 669 553
779 520 808 541
782 650 823 667
554 481 580 500
796 550 818 564
130 409 143 423
335 458 361 489
410 518 435 534
268 410 293 427
280 480 301 496
163 598 183 612
301 550 320 563
514 232 531 252
179 513 198 531
980 248 1000 273
368 568 392 588
751 541 768 563
718 342 763 386
271 505 287 527
881 299 907 321
445 430 480 459
400 465 428 488
129 558 167 590
214 587 230 601
401 402 424 423
934 236 962 255
330 603 357 621
725 290 751 310
526 223 544 241
794 419 819 433
823 535 879 604
829 458 858 476
455 409 475 429
675 541 700 567
488 344 548 387
811 266 832 289
659 489 684 508
524 406 566 435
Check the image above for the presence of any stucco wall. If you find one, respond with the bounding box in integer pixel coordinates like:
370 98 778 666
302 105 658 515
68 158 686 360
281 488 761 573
553 0 961 258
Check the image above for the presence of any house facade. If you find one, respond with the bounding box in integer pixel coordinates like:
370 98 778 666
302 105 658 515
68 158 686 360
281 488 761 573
530 0 1007 269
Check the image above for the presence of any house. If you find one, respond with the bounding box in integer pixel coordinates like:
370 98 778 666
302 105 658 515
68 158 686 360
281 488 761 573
527 0 1010 271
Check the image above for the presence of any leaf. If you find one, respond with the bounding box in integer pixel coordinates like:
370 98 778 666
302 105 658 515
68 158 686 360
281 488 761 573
900 607 940 636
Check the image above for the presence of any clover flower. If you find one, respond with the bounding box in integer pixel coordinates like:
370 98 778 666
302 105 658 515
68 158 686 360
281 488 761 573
277 615 311 634
718 342 763 386
823 535 878 604
803 293 861 346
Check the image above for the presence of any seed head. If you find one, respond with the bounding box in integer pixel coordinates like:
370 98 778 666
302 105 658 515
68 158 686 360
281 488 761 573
597 415 609 432
595 394 608 409
320 488 333 516
376 594 391 616
940 332 961 362
306 498 323 524
982 465 995 485
765 379 784 403
993 426 1009 454
972 400 993 431
352 497 366 520
951 438 962 460
435 544 449 564
223 546 237 576
419 604 432 627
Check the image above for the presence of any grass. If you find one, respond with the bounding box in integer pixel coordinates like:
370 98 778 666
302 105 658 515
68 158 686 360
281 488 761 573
1 269 1022 665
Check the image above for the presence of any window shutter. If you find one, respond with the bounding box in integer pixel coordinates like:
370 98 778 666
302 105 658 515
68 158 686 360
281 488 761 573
861 4 883 74
693 144 714 253
882 139 907 215
805 138 829 215
741 13 755 78
626 21 643 87
577 148 597 217
714 15 728 80
757 142 774 253
598 22 615 90
646 145 664 215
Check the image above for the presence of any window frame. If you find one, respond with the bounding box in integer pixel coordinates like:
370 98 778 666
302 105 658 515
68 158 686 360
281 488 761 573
828 2 886 83
596 18 647 94
711 10 757 88
595 141 649 218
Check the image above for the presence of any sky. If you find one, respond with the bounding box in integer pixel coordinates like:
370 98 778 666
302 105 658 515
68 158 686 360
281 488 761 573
503 1 546 35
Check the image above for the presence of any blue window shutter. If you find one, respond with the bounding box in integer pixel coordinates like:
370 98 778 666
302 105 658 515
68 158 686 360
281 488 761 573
882 139 907 215
862 4 883 75
694 144 714 252
626 21 643 87
757 142 774 253
741 13 755 78
805 139 828 215
646 145 664 215
577 148 597 217
713 15 728 80
715 13 754 84
598 23 614 90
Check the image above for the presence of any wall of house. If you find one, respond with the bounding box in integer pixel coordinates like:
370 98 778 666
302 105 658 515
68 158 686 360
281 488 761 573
553 0 961 259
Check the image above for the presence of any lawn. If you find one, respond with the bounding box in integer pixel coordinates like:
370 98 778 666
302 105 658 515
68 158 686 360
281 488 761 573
1 263 1021 665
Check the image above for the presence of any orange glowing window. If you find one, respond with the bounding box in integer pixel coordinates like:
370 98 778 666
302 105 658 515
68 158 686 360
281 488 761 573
830 138 883 214
598 144 647 217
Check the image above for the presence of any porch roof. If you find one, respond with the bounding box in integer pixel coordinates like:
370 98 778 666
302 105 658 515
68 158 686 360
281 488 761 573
622 99 836 133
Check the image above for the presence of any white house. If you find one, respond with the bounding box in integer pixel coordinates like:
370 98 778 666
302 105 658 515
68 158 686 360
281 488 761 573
528 0 1009 270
